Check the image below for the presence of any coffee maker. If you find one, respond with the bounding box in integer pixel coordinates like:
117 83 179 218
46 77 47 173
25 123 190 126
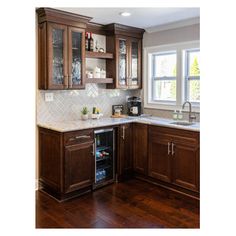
127 96 142 116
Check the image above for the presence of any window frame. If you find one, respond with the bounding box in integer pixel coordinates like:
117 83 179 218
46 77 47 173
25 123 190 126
143 41 200 112
151 51 177 103
184 48 200 105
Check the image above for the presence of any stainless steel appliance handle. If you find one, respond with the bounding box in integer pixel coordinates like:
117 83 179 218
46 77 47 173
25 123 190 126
168 142 171 155
172 143 175 156
94 128 113 134
92 142 95 155
121 126 125 140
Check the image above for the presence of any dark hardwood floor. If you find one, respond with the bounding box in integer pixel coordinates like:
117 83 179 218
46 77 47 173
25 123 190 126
36 179 199 228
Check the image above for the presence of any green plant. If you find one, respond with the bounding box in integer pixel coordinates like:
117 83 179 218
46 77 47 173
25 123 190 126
81 106 89 115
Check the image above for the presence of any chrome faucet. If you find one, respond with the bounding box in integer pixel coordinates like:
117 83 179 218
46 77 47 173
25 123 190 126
182 101 196 123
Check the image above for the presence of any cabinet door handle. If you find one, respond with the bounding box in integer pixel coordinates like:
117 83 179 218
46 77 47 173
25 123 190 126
121 126 125 140
172 143 175 156
75 135 91 139
68 135 91 142
168 142 171 155
92 142 95 155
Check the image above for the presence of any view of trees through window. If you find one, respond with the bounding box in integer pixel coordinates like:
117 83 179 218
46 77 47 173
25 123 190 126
188 51 200 102
153 53 176 101
152 49 200 103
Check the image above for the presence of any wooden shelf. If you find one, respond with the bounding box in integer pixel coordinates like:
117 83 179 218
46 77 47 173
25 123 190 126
85 78 113 84
86 51 114 59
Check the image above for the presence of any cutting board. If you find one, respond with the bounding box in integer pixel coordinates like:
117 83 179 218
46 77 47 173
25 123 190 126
111 114 128 118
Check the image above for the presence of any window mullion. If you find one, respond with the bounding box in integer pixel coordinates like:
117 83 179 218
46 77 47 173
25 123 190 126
176 49 182 107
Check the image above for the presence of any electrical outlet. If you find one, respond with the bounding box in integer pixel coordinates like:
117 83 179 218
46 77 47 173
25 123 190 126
45 93 54 102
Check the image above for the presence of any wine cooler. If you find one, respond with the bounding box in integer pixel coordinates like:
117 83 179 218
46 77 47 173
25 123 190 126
94 128 115 188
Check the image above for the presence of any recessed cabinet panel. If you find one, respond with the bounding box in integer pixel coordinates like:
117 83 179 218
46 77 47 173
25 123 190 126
133 123 148 175
118 39 127 87
71 31 82 85
47 23 68 89
148 137 171 183
68 27 85 89
131 41 138 86
172 144 199 192
64 142 95 193
52 29 64 85
118 124 133 180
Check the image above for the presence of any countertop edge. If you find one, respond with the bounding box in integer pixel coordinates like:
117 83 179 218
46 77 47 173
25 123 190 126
37 117 200 133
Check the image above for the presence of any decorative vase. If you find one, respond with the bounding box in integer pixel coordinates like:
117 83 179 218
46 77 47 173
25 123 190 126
81 114 88 120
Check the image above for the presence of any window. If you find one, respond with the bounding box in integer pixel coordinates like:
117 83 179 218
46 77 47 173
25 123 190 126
152 52 176 102
185 49 200 103
144 41 200 111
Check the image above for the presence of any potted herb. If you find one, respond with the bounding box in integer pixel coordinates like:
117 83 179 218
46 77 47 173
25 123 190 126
81 106 89 120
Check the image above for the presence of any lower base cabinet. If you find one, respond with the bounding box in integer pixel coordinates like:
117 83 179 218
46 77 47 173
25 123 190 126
148 125 200 194
38 127 95 201
38 123 200 201
64 141 95 193
117 124 133 180
133 123 148 175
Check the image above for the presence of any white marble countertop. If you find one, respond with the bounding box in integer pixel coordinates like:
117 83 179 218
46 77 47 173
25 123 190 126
37 116 200 132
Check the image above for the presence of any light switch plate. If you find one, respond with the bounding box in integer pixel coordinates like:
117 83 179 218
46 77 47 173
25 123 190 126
45 93 54 102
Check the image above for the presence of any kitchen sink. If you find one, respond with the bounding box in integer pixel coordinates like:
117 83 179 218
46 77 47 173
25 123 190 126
170 121 194 126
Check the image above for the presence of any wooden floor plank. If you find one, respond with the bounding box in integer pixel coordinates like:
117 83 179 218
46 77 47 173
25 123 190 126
36 179 199 228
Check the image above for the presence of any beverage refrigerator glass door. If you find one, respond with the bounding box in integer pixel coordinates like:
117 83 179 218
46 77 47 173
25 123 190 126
94 128 115 187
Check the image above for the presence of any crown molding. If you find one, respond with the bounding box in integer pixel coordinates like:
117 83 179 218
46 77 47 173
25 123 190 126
145 17 200 33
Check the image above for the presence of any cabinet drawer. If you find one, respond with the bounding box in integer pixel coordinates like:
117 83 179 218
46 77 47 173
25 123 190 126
64 129 94 146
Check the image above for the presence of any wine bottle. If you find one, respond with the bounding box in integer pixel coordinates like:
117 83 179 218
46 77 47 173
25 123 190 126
89 32 94 52
85 32 89 51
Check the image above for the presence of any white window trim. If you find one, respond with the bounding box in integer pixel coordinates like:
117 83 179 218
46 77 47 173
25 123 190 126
143 40 200 112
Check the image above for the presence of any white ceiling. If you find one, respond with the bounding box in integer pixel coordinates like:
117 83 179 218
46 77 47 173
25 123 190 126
57 7 200 31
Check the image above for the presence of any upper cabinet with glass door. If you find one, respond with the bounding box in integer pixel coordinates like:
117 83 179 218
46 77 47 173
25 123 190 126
106 24 144 89
37 8 91 90
116 37 141 89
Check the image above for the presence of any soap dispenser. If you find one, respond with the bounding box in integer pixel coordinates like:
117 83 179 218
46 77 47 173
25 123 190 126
178 110 183 120
173 110 178 120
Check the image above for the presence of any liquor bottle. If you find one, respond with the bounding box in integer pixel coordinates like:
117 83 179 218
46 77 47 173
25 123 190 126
85 32 89 51
89 32 94 52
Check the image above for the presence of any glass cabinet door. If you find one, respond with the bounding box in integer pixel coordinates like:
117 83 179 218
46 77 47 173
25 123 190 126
130 41 139 86
118 39 128 87
48 23 68 89
68 27 85 89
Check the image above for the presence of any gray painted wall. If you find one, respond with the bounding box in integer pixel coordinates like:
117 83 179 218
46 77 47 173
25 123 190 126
142 23 200 121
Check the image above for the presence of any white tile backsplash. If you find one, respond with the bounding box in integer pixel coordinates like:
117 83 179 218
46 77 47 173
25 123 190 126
37 84 140 123
37 84 199 123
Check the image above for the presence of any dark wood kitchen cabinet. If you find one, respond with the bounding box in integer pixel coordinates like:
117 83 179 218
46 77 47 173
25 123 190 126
117 123 133 180
148 126 200 193
64 139 95 194
38 127 95 201
106 24 144 89
37 8 91 90
133 123 148 175
148 130 172 183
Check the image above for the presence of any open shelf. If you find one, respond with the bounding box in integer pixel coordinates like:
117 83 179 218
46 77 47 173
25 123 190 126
86 51 114 59
96 146 112 151
85 78 113 84
96 156 111 162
